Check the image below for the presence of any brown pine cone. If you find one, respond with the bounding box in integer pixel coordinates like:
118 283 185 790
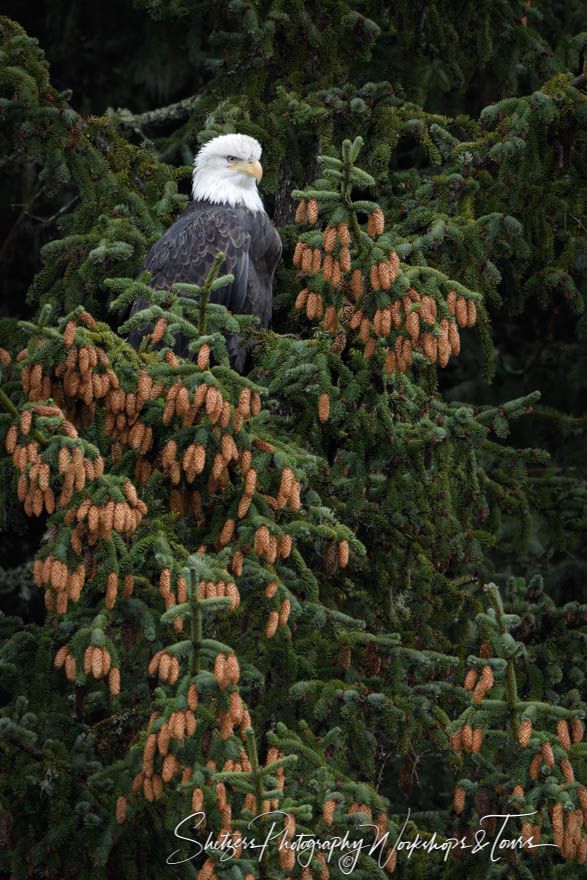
370 264 380 291
466 300 477 326
518 719 532 748
339 644 351 670
455 297 468 327
557 719 571 750
541 741 555 768
115 795 127 824
307 198 319 225
571 717 584 744
351 268 363 300
323 226 337 253
295 200 307 223
372 207 384 236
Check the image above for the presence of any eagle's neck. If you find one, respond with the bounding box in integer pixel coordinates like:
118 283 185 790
192 168 265 214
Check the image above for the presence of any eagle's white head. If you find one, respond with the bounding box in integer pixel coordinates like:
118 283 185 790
192 133 265 213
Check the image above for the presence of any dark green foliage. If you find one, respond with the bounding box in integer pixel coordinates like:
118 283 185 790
1 3 586 879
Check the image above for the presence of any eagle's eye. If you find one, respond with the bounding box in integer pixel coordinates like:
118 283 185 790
227 156 237 163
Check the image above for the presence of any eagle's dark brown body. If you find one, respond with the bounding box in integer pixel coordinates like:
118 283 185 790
128 200 282 371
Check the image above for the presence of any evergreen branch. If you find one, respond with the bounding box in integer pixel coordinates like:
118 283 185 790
484 583 519 742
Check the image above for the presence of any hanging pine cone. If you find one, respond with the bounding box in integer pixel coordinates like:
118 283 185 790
464 668 478 690
218 518 235 547
307 198 319 225
448 322 460 355
364 641 381 676
552 802 564 836
306 292 318 319
116 795 127 824
450 729 462 753
388 250 400 279
359 317 370 343
372 207 384 235
461 724 473 751
438 319 451 367
341 301 355 327
454 785 466 814
337 222 350 246
109 667 120 695
351 268 363 300
529 753 542 779
64 653 76 681
323 226 337 253
364 337 376 359
225 653 240 684
331 331 347 355
320 254 333 283
405 310 419 342
455 296 467 327
311 247 322 275
466 300 477 326
339 644 351 669
447 290 457 316
541 741 555 768
292 241 304 266
324 541 338 575
318 393 329 423
557 719 571 750
390 300 402 329
370 264 381 291
571 718 584 744
518 718 532 747
151 318 167 344
295 200 307 223
294 289 308 312
421 332 437 361
213 653 227 689
480 664 494 688
373 309 382 336
338 539 349 567
419 295 436 325
339 246 351 273
197 344 210 370
560 757 574 782
472 728 484 753
385 350 396 375
323 304 338 334
378 262 391 289
265 610 279 638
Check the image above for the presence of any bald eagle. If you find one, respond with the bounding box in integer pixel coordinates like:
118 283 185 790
127 133 282 372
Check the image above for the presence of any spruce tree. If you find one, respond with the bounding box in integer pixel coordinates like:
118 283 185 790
1 5 586 879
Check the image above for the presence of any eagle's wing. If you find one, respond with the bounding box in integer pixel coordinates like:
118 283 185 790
126 203 250 349
144 203 250 311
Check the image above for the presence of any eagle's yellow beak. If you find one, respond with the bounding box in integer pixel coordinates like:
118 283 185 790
232 159 263 183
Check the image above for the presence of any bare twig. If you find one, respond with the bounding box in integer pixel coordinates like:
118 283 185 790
27 194 80 226
107 93 202 134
